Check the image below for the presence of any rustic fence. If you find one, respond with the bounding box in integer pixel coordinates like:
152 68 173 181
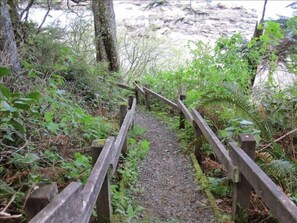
26 82 297 223
135 84 297 223
26 97 136 223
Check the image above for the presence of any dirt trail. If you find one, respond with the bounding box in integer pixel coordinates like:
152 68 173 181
134 109 216 223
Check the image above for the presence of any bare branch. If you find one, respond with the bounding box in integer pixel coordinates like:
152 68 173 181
260 128 297 151
20 0 35 22
37 0 51 33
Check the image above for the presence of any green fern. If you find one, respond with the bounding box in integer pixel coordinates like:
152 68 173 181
200 86 271 140
262 159 297 193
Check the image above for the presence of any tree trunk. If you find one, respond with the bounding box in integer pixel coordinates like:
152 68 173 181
92 0 119 72
249 0 268 87
0 0 21 73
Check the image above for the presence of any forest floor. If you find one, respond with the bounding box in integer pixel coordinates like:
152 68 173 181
133 109 216 223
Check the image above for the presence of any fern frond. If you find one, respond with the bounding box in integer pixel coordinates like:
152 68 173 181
256 151 274 163
201 90 272 140
262 159 297 193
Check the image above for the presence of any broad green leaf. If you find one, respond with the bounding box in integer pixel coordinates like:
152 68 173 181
8 119 25 133
46 122 59 133
1 101 16 112
26 92 41 100
44 112 54 122
13 101 31 110
239 120 253 126
0 83 11 98
0 66 11 77
56 89 66 95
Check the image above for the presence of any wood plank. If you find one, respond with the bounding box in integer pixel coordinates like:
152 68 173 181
78 137 115 223
98 77 135 92
191 109 239 182
229 142 297 223
143 87 180 111
176 99 193 125
134 83 145 95
29 182 83 223
129 98 137 128
111 111 133 172
119 103 128 154
91 139 112 223
116 83 135 92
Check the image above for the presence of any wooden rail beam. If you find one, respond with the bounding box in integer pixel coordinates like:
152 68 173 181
78 137 115 223
111 107 135 172
143 87 180 111
98 77 135 92
134 83 145 95
119 103 128 155
191 109 239 182
129 98 137 129
29 182 83 223
229 141 297 223
179 95 186 129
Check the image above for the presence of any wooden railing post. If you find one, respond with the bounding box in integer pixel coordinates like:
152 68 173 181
231 134 256 222
134 81 140 104
119 103 128 154
144 85 151 111
128 95 134 109
91 140 112 223
24 183 58 220
179 95 186 129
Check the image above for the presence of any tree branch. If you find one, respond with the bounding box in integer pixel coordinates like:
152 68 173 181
260 128 297 151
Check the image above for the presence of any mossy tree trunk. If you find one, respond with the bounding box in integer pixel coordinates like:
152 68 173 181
0 0 21 73
92 0 119 72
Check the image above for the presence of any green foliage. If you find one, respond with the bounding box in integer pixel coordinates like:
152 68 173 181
262 159 297 194
208 177 232 198
254 84 297 134
111 133 150 222
0 68 40 145
286 16 297 35
39 76 113 144
61 152 91 184
201 87 270 141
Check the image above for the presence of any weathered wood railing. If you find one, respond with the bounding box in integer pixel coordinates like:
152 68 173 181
26 81 297 223
27 97 137 223
135 84 297 223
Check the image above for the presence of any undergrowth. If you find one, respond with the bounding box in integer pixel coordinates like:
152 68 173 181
111 125 150 223
0 23 118 222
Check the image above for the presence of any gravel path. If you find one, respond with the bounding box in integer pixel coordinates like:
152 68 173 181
134 109 216 223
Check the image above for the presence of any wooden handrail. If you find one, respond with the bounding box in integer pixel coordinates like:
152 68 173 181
111 99 137 172
143 87 180 111
98 77 135 92
77 137 115 223
134 83 145 95
176 99 193 125
229 141 297 223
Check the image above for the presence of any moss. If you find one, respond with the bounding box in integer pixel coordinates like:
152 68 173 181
190 153 232 222
119 102 128 106
91 139 107 148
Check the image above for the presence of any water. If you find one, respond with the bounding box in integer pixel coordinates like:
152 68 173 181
27 0 295 28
